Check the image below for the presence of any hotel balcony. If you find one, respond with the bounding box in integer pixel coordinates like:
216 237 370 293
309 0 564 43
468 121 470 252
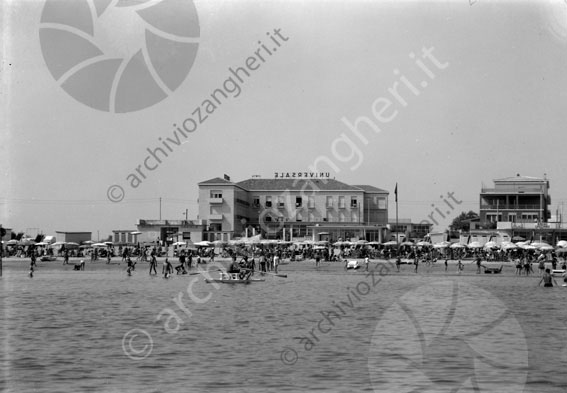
480 204 543 210
209 214 223 220
209 197 223 204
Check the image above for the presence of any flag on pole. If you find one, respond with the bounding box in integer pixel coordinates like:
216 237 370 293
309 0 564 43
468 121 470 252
394 183 398 203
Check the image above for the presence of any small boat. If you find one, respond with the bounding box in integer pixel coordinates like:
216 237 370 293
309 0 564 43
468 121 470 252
346 260 360 270
551 269 566 277
205 272 265 284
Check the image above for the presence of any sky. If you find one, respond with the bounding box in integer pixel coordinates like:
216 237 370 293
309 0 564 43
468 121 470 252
2 0 567 239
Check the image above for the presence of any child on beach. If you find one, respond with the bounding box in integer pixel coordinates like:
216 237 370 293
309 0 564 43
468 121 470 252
457 259 464 274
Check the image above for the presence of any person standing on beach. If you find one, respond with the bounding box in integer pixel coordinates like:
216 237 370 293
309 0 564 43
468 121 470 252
444 258 448 272
149 254 157 275
476 256 482 274
163 258 173 278
396 257 401 272
414 256 419 273
365 256 370 272
457 259 464 274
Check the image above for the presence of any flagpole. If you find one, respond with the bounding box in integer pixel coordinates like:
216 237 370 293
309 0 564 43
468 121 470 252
395 183 399 257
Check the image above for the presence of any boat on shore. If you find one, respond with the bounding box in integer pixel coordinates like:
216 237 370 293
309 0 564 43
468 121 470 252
551 269 565 277
205 272 265 284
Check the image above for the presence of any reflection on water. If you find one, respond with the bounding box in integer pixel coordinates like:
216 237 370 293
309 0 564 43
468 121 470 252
1 261 566 392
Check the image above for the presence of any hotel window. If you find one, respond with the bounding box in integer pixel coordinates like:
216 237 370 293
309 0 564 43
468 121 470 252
350 197 358 208
352 210 359 222
376 197 386 209
252 197 260 207
325 211 332 222
296 212 303 222
339 212 345 222
265 196 272 207
296 196 302 207
308 212 315 221
278 196 285 208
326 196 333 208
339 196 345 209
308 196 315 208
210 206 221 215
507 213 517 223
210 190 222 198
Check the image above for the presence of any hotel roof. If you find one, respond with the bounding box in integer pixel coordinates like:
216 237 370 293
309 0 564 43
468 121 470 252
237 178 362 191
199 177 389 193
353 184 389 193
494 175 546 182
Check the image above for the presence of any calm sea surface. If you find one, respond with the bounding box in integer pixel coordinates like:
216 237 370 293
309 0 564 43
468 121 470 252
1 258 566 393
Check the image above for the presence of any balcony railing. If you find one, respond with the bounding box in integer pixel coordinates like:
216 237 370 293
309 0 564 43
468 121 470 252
480 204 543 210
209 197 223 204
209 214 223 220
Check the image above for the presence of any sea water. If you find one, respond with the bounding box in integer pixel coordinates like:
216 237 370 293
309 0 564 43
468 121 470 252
1 259 566 392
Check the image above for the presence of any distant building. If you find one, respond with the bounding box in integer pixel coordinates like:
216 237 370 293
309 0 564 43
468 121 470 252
480 174 550 225
112 230 140 245
135 220 206 245
55 231 92 244
388 219 432 241
198 175 390 242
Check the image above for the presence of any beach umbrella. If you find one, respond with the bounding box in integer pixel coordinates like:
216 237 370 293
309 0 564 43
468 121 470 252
484 241 498 249
538 244 554 251
467 241 483 249
450 243 465 249
6 239 18 245
383 240 398 246
556 240 567 248
65 242 80 248
512 236 525 242
52 241 67 246
416 241 432 247
556 248 567 254
333 241 344 246
531 241 550 249
92 243 108 247
82 240 94 245
172 241 186 246
502 242 517 250
195 240 212 247
34 242 49 246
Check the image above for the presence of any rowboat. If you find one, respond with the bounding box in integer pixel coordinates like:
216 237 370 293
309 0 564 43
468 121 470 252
346 260 360 270
205 272 265 284
551 269 566 277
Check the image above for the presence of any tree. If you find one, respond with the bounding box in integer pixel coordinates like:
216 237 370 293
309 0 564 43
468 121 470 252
449 211 479 232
